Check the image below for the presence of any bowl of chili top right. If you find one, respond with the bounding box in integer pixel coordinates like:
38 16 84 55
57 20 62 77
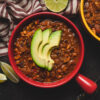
80 0 100 41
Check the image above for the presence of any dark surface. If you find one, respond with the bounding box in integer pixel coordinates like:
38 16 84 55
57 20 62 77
0 14 100 100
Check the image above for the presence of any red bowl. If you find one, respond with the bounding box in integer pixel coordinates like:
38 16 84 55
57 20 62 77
8 12 84 88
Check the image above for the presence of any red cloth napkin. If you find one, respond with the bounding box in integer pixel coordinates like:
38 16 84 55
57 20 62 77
0 0 80 56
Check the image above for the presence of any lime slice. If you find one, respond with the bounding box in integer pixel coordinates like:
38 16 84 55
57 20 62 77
0 73 7 83
0 62 19 83
44 0 69 12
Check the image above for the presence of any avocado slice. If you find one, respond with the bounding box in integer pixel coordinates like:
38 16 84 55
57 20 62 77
31 29 46 68
31 29 62 70
42 30 62 71
39 29 52 58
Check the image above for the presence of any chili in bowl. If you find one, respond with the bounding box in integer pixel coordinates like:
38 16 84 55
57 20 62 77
80 0 100 41
8 12 97 94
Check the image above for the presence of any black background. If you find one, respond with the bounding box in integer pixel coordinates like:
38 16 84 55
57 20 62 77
0 14 100 100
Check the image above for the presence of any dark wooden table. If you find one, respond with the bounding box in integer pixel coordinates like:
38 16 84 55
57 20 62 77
0 14 100 100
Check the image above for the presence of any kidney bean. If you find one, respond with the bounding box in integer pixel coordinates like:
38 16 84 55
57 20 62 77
95 24 100 34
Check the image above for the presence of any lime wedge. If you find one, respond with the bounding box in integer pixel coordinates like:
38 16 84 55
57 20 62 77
44 0 69 12
0 73 7 83
0 62 19 83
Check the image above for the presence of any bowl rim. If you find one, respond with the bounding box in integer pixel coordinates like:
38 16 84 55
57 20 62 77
80 0 100 41
8 12 84 88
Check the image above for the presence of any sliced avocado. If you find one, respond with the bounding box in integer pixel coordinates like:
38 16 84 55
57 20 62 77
31 29 46 68
39 29 52 58
31 29 62 71
42 30 62 71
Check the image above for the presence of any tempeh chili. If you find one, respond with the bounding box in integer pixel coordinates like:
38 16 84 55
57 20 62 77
13 19 80 82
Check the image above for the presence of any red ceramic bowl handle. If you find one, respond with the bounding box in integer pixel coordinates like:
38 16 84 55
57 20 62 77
76 74 97 94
